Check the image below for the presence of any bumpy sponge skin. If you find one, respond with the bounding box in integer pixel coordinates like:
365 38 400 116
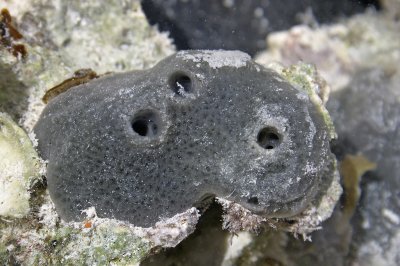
34 50 335 227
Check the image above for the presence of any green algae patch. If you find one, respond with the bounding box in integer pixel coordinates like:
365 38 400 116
0 209 152 265
86 225 151 265
0 112 42 218
40 223 152 265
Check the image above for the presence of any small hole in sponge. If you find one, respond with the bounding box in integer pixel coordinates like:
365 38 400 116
247 196 259 205
193 193 215 213
169 72 192 95
257 127 281 150
131 110 160 137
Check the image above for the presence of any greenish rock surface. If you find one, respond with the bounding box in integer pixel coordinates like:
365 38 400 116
0 112 42 218
1 201 153 265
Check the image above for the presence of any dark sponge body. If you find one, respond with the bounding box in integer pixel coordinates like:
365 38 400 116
34 51 335 227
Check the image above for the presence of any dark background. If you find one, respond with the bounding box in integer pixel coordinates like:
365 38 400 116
141 0 380 56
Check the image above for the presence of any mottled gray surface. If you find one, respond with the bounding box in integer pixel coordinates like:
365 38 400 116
327 68 400 265
34 50 335 227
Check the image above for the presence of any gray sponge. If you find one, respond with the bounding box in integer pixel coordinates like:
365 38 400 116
34 50 335 227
